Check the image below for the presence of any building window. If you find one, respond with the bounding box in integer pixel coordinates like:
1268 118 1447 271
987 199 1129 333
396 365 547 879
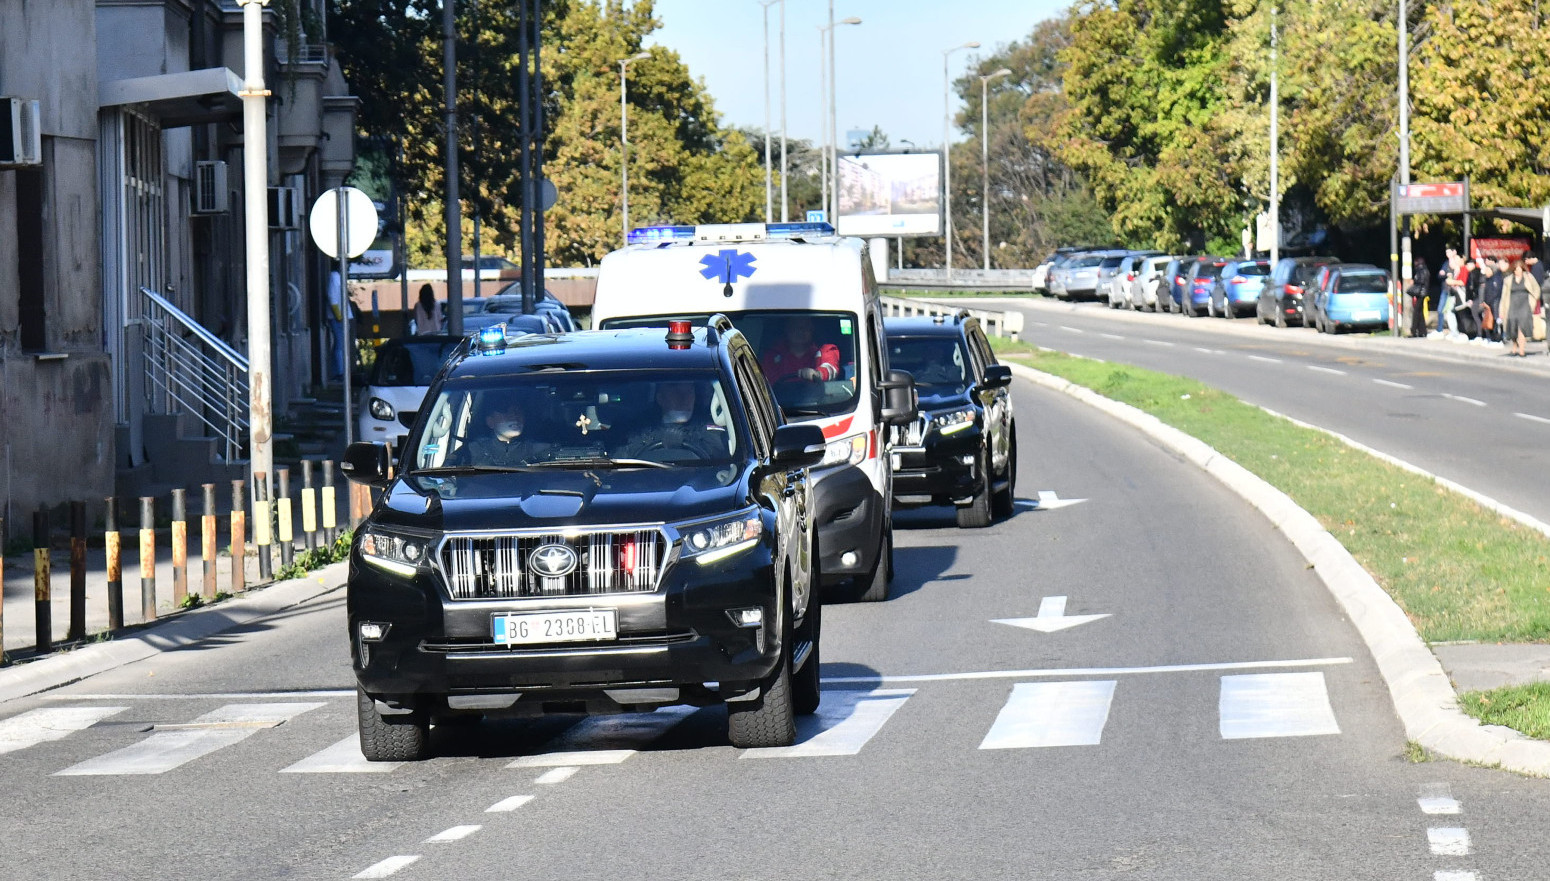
15 166 45 352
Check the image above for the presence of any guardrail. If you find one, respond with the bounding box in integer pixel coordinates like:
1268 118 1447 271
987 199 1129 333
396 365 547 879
139 287 250 463
879 296 1025 341
884 268 1037 289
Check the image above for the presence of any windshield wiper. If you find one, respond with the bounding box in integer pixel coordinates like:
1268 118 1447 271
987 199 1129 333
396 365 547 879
780 407 830 417
527 457 671 470
411 465 542 476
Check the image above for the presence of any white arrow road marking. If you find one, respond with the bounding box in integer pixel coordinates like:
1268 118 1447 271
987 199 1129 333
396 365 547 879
979 680 1117 749
993 595 1111 634
1035 490 1087 510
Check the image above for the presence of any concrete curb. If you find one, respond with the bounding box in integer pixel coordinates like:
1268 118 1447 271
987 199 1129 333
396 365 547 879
1007 360 1550 777
0 561 348 705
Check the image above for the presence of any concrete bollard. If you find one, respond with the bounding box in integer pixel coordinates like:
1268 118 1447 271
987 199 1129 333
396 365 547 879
276 467 295 568
139 497 156 622
68 502 86 642
33 509 51 654
253 473 273 582
105 497 123 630
201 484 217 600
321 460 338 546
170 488 188 607
229 479 247 594
300 460 318 551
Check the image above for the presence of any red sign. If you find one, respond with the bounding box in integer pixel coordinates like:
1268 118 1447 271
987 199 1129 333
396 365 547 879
1398 183 1465 199
1470 237 1531 264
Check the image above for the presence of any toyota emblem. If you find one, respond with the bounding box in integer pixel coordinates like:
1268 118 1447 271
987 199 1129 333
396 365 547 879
529 543 578 578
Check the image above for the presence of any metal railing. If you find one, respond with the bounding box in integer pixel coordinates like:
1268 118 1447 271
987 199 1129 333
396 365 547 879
884 268 1038 289
879 295 1025 341
139 287 249 463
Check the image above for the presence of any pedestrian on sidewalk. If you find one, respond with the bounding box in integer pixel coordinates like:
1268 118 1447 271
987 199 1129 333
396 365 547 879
1484 260 1505 343
1407 256 1430 338
1502 258 1538 357
1435 248 1464 338
412 284 442 335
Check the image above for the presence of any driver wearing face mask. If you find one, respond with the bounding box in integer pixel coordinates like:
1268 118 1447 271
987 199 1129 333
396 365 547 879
463 392 551 465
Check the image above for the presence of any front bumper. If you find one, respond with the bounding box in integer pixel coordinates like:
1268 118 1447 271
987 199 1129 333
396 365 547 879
890 426 982 506
348 543 785 711
809 462 885 585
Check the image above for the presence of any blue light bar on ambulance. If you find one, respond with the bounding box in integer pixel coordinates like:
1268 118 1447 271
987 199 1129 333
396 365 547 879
765 222 834 238
626 225 697 246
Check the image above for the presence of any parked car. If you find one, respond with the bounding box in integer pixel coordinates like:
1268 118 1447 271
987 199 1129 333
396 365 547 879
342 319 831 759
1163 256 1201 313
1052 251 1109 301
1209 259 1271 319
1257 256 1340 328
1094 253 1130 305
1130 255 1177 312
883 313 1017 528
1305 264 1344 326
461 309 564 336
1311 264 1391 333
1180 258 1227 317
483 288 579 332
1043 248 1090 298
356 335 465 453
1108 255 1145 309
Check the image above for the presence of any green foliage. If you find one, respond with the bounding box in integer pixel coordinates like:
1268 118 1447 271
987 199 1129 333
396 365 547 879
179 594 206 611
1460 683 1550 741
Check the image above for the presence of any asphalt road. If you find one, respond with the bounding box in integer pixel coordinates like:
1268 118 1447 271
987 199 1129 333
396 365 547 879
0 378 1546 880
994 296 1550 526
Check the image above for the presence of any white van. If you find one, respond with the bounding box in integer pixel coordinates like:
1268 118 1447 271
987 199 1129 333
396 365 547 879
592 222 916 601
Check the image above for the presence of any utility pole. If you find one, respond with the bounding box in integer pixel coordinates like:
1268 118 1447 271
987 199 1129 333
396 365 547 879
1399 0 1413 334
443 0 463 336
1269 4 1280 269
237 0 272 504
779 0 787 222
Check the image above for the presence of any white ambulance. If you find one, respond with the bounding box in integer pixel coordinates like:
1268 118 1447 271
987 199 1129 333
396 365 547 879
592 222 916 601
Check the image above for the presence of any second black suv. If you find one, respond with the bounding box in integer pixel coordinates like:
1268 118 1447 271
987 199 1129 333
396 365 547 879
883 314 1017 528
341 318 838 759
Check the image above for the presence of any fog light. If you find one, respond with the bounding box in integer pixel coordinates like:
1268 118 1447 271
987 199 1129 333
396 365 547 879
841 550 858 568
359 622 390 642
961 454 975 465
727 607 763 628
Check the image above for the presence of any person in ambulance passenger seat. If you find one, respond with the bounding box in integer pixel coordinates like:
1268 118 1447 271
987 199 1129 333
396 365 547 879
760 316 841 384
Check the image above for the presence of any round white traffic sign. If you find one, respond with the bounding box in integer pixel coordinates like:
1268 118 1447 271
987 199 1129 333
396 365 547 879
309 186 378 259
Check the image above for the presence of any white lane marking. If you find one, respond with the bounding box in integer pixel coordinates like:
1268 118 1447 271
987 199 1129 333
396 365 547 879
1434 872 1478 881
1516 411 1550 425
1443 393 1486 407
486 795 535 813
1193 346 1219 354
1307 365 1347 375
1248 355 1282 363
993 595 1110 634
823 657 1353 686
1100 332 1125 340
426 825 481 843
741 688 915 759
1031 320 1048 327
44 690 353 701
1035 490 1088 510
1419 783 1460 815
534 766 578 784
1142 339 1175 347
55 703 324 776
980 680 1117 749
1058 325 1085 334
282 735 399 773
1373 378 1414 390
0 707 128 756
1219 672 1340 739
506 705 698 768
1427 827 1471 856
354 856 420 879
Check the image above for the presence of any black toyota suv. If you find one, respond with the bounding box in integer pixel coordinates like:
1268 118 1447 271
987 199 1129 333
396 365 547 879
883 314 1018 528
340 318 832 759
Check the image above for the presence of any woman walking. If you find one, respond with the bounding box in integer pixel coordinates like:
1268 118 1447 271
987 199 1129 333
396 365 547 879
1501 258 1539 357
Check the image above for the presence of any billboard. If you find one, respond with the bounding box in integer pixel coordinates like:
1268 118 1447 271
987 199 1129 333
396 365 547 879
836 151 942 237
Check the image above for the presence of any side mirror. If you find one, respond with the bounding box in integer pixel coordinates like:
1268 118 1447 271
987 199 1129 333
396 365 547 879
770 423 827 470
879 368 918 427
341 441 393 489
981 364 1013 390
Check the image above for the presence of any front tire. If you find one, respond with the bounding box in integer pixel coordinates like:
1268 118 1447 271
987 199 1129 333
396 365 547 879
957 450 993 528
792 595 822 716
728 654 796 748
357 689 431 762
858 526 892 602
992 427 1018 520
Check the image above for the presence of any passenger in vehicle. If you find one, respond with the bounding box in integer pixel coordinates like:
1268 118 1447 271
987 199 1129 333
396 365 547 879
462 392 550 465
760 316 841 383
619 381 728 462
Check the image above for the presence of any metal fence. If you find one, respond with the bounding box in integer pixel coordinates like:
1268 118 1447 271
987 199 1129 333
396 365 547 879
884 268 1038 289
879 296 1025 340
139 287 250 463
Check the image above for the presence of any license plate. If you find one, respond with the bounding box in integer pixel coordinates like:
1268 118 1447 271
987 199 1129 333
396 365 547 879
1355 310 1381 321
494 610 617 645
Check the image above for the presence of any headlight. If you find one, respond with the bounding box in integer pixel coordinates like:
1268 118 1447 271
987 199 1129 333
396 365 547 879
821 433 867 467
368 397 395 421
358 527 432 576
931 408 977 436
678 508 763 565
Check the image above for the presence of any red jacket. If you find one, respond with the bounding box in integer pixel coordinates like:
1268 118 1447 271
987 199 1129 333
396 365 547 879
760 340 841 383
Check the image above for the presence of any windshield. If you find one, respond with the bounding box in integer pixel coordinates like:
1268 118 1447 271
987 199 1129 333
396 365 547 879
887 335 970 396
1193 263 1225 280
368 340 461 387
1071 255 1105 269
408 370 743 471
1338 272 1389 294
1233 263 1270 277
600 310 861 418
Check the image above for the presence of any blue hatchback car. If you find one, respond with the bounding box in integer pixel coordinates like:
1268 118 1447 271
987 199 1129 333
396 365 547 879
1180 258 1227 317
1312 264 1391 333
1210 259 1270 318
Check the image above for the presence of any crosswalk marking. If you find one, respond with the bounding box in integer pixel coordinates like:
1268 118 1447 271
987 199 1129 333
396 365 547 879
1219 672 1339 739
506 704 698 768
0 706 128 756
282 735 400 773
980 680 1116 749
742 688 915 759
55 703 324 776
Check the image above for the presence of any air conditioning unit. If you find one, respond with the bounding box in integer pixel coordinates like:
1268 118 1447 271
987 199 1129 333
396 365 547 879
192 160 229 213
268 186 301 229
0 97 42 167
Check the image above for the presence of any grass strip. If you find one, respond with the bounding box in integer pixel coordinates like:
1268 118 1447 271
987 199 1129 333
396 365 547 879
1459 683 1550 740
990 337 1550 645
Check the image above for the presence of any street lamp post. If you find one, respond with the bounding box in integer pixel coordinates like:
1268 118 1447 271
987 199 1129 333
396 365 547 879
779 0 787 221
619 50 651 245
943 40 980 280
817 14 861 222
1268 5 1279 269
980 67 1011 272
760 0 780 222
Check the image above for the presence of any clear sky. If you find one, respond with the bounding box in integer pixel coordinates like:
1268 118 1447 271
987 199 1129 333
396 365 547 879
647 0 1067 151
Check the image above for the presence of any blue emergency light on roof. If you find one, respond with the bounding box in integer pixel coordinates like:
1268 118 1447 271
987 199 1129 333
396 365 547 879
627 225 697 246
765 221 834 238
477 323 507 352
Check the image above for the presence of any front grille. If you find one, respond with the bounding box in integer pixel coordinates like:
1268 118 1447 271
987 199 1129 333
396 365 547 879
439 530 665 600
